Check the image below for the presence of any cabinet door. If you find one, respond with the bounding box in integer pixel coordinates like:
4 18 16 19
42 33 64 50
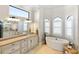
32 36 38 47
35 36 39 45
28 38 32 50
0 47 2 54
27 36 38 50
31 37 35 48
2 44 14 54
21 47 28 54
21 39 28 48
20 39 28 53
2 41 20 54
11 41 21 50
11 50 20 54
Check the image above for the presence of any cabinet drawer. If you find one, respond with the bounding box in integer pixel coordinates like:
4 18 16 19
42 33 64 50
21 39 28 48
11 50 20 54
2 49 13 54
21 47 28 54
2 41 20 54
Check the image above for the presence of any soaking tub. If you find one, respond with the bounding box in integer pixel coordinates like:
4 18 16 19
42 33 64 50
46 37 69 51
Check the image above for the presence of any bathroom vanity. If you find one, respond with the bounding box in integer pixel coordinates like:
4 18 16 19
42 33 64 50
0 34 39 54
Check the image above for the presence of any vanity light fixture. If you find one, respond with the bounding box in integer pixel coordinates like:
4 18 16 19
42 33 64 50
25 21 32 23
25 19 32 23
5 17 20 22
25 20 32 23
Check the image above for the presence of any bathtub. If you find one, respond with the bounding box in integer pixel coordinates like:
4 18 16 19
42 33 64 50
46 37 69 51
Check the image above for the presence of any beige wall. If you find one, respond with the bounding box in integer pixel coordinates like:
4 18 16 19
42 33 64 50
0 5 9 19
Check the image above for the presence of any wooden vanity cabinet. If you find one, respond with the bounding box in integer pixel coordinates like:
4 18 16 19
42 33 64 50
11 50 21 54
20 39 28 53
1 41 21 54
28 38 34 50
31 36 38 48
20 35 39 54
28 36 38 50
0 35 39 54
0 47 2 53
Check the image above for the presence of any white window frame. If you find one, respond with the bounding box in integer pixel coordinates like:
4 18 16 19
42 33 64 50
65 16 74 40
44 19 50 35
52 17 62 37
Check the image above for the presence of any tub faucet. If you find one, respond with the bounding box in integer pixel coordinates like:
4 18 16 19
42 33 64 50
56 38 57 40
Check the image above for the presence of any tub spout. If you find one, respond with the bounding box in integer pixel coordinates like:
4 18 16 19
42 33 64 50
56 38 57 40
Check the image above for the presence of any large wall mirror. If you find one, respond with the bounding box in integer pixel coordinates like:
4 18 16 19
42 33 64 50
0 5 30 39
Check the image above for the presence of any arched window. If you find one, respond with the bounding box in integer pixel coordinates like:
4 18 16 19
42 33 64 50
44 19 50 34
52 17 62 36
65 16 73 39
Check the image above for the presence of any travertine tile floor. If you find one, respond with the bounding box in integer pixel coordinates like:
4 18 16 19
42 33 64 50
31 45 63 54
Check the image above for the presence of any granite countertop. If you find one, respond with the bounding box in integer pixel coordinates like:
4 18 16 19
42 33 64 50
0 34 37 47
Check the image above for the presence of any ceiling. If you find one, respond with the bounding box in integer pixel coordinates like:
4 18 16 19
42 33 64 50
14 5 65 12
22 5 64 8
